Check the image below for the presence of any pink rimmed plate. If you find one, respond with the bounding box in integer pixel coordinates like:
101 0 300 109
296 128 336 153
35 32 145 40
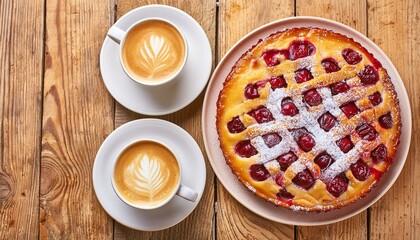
202 17 411 226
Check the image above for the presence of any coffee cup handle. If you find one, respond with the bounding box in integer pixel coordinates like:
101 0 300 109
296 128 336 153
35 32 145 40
107 26 125 44
176 184 198 202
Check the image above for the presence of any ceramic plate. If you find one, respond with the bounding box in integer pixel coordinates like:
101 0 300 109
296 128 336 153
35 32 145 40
93 119 206 231
202 17 412 226
100 5 212 115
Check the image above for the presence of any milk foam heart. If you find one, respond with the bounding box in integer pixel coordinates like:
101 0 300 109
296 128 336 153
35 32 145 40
113 140 180 207
125 154 169 199
121 20 186 83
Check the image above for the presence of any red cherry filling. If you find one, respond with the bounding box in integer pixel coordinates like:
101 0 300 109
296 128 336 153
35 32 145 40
379 112 393 129
314 153 334 170
321 58 340 73
371 168 384 181
291 128 308 140
277 188 294 199
289 40 316 60
358 65 379 85
356 123 377 141
303 89 322 106
297 134 316 152
342 48 362 65
281 98 299 116
292 169 315 189
268 76 287 90
248 107 274 123
371 144 387 162
227 116 246 133
255 76 287 90
277 151 298 171
350 160 371 181
262 132 282 148
318 112 336 131
369 92 382 106
275 173 284 186
244 83 259 99
327 175 348 197
255 79 269 88
340 102 360 119
235 140 257 158
336 136 354 153
331 81 350 95
294 69 313 84
249 164 270 181
262 49 289 67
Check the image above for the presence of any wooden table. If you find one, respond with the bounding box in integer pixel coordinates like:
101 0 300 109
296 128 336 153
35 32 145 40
0 0 418 239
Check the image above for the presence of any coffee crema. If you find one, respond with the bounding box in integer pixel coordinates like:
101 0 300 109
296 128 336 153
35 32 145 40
121 20 186 83
113 140 180 207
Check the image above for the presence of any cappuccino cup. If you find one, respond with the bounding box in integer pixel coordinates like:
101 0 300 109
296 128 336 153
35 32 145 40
107 18 188 86
111 139 198 210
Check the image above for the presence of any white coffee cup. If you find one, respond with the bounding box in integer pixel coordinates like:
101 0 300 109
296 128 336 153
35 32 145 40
107 18 188 87
111 139 197 210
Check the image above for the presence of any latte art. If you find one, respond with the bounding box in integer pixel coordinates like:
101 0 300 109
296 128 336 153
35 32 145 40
138 35 172 76
122 20 186 83
113 140 180 207
125 154 170 200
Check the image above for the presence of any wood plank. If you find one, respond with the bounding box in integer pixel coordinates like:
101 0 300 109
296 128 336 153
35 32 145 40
368 0 419 239
112 1 216 239
40 0 114 238
0 0 44 238
295 1 368 239
217 1 294 239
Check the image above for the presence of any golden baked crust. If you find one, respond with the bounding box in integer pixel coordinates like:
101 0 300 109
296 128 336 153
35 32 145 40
216 28 401 212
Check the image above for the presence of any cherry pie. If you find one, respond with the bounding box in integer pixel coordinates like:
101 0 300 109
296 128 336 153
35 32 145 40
216 28 401 211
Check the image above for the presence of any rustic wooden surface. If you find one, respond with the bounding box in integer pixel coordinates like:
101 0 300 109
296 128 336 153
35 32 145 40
368 0 420 239
40 0 114 238
0 0 44 239
0 0 418 239
217 1 295 239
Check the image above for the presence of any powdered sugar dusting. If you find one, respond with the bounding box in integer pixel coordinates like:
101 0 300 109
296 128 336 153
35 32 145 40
267 103 282 121
247 60 374 181
290 205 307 211
290 161 306 173
297 57 315 70
321 141 365 181
268 88 287 104
251 126 297 164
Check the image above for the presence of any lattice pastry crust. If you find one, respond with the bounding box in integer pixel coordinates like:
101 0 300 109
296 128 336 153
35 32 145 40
216 28 401 211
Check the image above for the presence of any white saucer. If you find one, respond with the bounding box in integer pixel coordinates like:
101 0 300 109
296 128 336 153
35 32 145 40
100 5 212 115
93 119 206 231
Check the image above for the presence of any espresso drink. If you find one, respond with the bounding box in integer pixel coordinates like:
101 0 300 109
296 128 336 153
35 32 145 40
121 20 186 83
113 140 180 208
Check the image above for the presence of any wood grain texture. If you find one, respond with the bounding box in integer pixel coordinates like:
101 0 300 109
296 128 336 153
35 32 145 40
40 0 114 238
368 0 420 239
217 1 294 239
0 0 44 238
112 0 216 239
0 0 418 238
295 0 368 239
217 183 294 240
